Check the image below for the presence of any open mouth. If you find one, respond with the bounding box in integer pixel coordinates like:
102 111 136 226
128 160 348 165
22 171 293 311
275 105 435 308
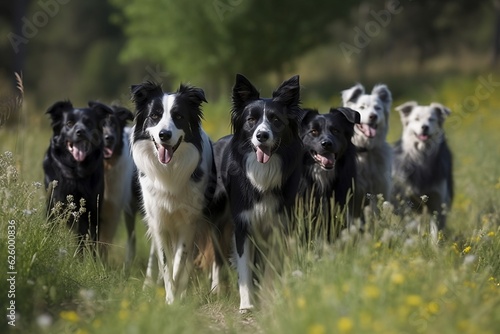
253 138 280 164
311 151 336 170
356 123 377 138
416 133 430 141
154 136 182 164
67 140 91 162
103 146 114 159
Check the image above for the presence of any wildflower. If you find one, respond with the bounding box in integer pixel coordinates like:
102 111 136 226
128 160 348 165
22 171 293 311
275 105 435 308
426 302 440 315
120 299 130 309
391 272 405 285
463 255 476 265
420 195 429 203
405 295 423 307
452 243 459 254
462 246 472 254
374 242 382 249
337 317 354 333
60 310 80 323
296 297 306 309
308 324 326 334
487 231 495 237
363 285 380 299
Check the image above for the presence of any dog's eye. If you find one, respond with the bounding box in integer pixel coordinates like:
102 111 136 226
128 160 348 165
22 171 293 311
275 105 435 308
150 114 160 120
271 116 281 124
359 105 365 110
66 120 74 128
173 113 183 120
331 128 340 134
310 129 319 137
247 117 255 124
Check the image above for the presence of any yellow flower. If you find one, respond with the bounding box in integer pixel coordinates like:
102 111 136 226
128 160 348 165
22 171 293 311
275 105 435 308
391 272 405 285
426 302 440 315
487 231 495 237
296 297 306 309
462 246 472 254
452 243 459 254
337 317 354 333
363 285 380 299
405 295 423 307
60 310 80 323
308 324 326 334
120 299 130 309
374 242 382 249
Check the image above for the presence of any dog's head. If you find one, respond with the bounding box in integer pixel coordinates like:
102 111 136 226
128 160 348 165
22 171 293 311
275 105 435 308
46 101 112 162
103 105 134 159
300 107 360 170
231 74 301 164
396 101 451 150
131 82 207 164
341 83 392 148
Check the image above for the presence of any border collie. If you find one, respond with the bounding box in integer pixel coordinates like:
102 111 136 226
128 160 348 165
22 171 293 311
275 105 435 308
100 105 138 267
213 74 302 312
130 81 215 303
43 101 111 249
341 83 393 221
392 101 453 236
298 107 360 237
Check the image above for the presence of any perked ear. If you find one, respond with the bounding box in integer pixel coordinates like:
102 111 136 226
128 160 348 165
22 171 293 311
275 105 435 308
341 83 364 105
395 101 418 118
272 75 300 107
372 84 392 109
232 74 260 107
88 101 113 120
331 107 361 124
178 84 207 105
46 100 73 133
112 105 134 123
430 102 451 118
130 81 163 107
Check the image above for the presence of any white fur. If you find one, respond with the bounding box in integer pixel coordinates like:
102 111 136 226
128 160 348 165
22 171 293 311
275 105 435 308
132 95 213 303
100 127 135 264
245 152 283 192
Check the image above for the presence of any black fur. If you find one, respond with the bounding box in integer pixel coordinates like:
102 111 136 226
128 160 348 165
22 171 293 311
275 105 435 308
103 105 134 160
43 100 112 247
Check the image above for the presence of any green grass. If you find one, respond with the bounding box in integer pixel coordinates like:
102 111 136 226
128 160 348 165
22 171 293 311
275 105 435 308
1 74 500 333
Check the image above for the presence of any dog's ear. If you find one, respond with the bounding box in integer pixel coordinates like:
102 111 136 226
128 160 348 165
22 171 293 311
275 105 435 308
396 101 418 120
272 75 300 107
341 83 364 105
430 102 451 126
131 81 163 108
179 84 207 105
232 74 260 107
112 105 134 124
46 100 73 133
372 84 392 110
88 101 113 121
300 108 319 126
331 107 361 124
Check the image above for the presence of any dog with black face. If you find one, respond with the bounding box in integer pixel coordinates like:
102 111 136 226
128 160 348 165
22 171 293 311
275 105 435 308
213 74 302 312
299 107 360 236
100 105 138 266
43 101 112 249
392 101 453 237
130 81 216 303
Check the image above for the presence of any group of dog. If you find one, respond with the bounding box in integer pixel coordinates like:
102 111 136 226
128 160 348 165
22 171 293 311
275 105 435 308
42 74 453 312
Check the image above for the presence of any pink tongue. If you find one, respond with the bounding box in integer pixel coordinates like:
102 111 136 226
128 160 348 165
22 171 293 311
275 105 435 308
256 146 271 164
71 142 87 162
359 124 376 138
103 147 113 158
418 134 429 141
318 155 335 168
158 145 173 164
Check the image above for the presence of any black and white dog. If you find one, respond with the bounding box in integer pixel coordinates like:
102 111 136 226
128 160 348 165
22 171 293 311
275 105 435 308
341 84 393 221
298 107 360 236
43 101 112 249
130 81 215 303
213 74 302 311
100 105 138 267
392 101 453 236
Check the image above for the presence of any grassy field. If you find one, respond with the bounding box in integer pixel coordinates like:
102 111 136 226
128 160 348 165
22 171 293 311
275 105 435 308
1 73 499 333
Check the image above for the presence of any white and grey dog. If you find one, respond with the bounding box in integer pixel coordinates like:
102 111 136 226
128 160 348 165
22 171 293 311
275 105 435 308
130 81 216 303
392 101 453 235
341 83 393 221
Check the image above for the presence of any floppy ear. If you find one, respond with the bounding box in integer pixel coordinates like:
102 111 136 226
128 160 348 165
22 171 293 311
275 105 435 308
395 101 418 119
331 107 360 124
130 81 163 108
341 83 364 105
430 102 451 126
272 75 300 107
232 74 260 108
179 84 207 105
112 105 134 123
372 84 392 111
46 100 73 133
88 101 113 121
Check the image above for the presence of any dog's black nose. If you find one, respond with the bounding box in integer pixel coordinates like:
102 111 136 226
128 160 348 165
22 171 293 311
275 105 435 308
159 130 172 141
321 140 333 149
104 134 114 143
256 131 269 143
369 114 378 122
421 125 429 134
76 129 83 137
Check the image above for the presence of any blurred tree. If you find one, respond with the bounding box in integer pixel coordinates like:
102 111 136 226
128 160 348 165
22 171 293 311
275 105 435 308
111 0 357 97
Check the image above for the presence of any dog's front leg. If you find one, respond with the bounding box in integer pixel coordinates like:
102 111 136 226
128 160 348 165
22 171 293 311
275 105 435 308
235 231 255 312
172 231 194 300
